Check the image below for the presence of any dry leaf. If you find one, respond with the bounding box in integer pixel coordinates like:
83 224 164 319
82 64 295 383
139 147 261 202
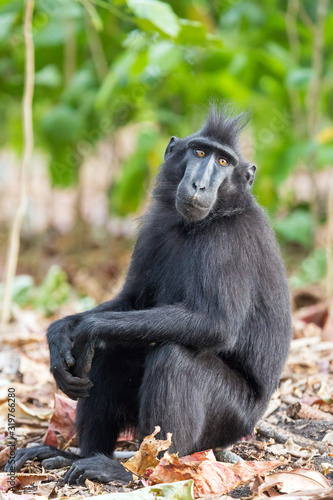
37 480 56 498
270 487 333 499
293 320 322 339
252 468 331 497
0 447 11 466
123 426 172 478
84 478 102 495
148 451 283 498
322 304 333 342
44 394 77 448
267 438 317 460
181 450 216 462
322 431 333 445
0 472 55 492
1 494 49 500
321 463 333 474
294 303 328 328
0 400 52 421
19 354 53 387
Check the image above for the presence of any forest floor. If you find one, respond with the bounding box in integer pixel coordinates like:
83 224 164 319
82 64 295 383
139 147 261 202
1 287 333 499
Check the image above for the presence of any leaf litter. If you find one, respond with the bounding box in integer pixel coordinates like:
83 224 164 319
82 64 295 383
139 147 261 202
1 294 333 498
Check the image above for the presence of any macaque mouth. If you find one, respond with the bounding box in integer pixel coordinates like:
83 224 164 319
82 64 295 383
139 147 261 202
176 196 211 222
182 199 210 210
176 195 211 211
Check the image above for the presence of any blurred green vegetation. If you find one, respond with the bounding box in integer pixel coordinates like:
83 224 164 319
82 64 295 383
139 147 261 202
0 265 95 315
1 0 333 290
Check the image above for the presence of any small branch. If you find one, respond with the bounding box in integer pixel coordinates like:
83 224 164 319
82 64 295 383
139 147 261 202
286 402 333 422
64 17 76 85
326 176 333 296
256 421 333 456
86 0 132 23
285 0 303 135
304 0 328 221
286 0 301 62
85 12 108 81
299 3 315 30
0 0 35 330
306 0 328 137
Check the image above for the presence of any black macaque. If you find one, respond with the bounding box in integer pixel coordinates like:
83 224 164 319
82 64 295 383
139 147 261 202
6 107 292 485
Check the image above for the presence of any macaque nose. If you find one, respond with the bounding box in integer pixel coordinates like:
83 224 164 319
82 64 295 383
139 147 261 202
192 181 206 191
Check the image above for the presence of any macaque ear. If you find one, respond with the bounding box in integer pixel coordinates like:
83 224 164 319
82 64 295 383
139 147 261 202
164 136 179 159
246 164 256 187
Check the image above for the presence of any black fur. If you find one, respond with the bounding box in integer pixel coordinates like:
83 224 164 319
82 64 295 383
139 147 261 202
7 107 291 485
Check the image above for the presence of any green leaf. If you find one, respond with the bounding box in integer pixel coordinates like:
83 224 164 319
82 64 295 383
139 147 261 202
274 210 314 248
96 50 138 108
77 296 96 311
109 129 157 215
34 19 66 47
81 0 103 31
35 65 62 88
0 12 17 41
0 275 34 308
148 41 181 74
38 0 82 19
126 0 180 37
221 1 265 28
0 267 71 315
177 19 207 45
41 105 83 146
253 175 276 209
0 1 21 13
318 145 333 166
265 42 294 73
109 155 149 215
290 248 326 288
131 49 149 75
62 68 97 105
95 480 194 499
285 68 313 90
49 156 79 187
32 265 71 315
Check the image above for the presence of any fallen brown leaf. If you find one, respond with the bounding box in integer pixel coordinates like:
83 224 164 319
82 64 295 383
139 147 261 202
0 472 55 492
44 394 77 448
37 480 57 498
267 438 317 461
322 304 333 342
295 303 328 328
84 478 102 495
148 451 283 498
19 354 53 387
0 447 11 466
266 487 333 499
123 426 172 478
1 494 49 500
252 468 331 497
0 400 52 422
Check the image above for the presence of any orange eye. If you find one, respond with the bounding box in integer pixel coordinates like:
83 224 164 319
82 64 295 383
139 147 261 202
195 149 206 158
219 158 228 166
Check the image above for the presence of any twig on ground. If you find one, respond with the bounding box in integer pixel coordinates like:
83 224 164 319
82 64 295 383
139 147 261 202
286 402 333 422
256 421 333 455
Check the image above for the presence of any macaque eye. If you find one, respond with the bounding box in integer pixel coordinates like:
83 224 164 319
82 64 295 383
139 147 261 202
195 149 206 158
219 157 228 166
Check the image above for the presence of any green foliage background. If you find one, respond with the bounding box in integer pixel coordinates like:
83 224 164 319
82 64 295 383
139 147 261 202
1 0 333 287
